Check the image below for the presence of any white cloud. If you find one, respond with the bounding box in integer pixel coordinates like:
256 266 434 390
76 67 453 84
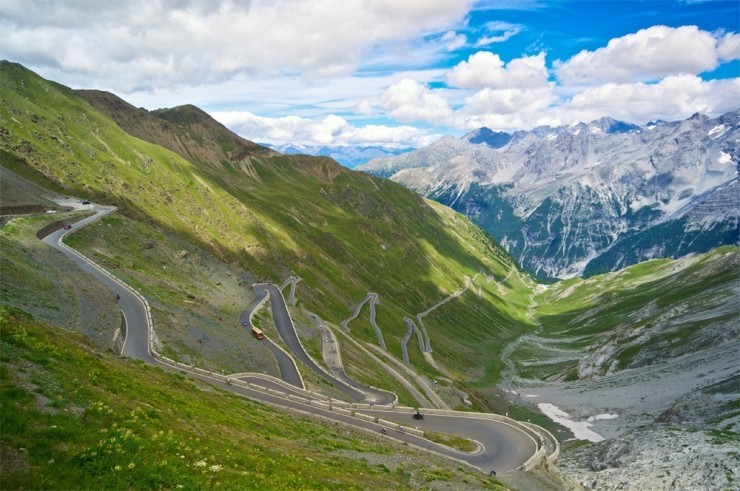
451 75 740 131
557 75 740 124
717 32 740 61
440 30 467 51
4 2 738 148
448 51 549 89
211 110 438 147
355 100 375 116
0 0 471 92
367 0 471 22
379 79 453 123
474 20 524 46
456 87 556 129
463 87 554 116
556 25 727 85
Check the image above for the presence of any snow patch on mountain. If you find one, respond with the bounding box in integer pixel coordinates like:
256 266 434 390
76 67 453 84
357 110 740 279
708 124 727 138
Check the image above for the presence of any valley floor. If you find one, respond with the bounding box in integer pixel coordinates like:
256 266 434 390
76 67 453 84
507 341 739 489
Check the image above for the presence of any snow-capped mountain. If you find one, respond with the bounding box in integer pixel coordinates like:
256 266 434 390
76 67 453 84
357 111 740 279
263 143 415 169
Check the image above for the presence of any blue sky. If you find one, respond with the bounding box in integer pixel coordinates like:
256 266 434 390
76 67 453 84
1 0 738 148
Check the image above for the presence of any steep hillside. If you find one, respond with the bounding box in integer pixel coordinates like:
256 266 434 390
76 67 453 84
0 307 500 489
2 60 738 488
0 61 532 382
509 247 740 489
76 90 272 172
358 113 739 280
516 247 740 382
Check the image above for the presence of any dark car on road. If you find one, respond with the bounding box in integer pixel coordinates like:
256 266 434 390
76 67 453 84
63 224 72 230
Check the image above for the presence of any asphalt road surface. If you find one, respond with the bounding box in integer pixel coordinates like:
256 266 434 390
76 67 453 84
239 290 304 388
40 205 541 475
358 408 536 472
42 206 153 362
251 284 396 405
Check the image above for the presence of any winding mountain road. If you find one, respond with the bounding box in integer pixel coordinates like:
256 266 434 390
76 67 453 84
251 284 395 405
239 289 304 388
39 204 550 475
42 206 153 362
341 293 386 350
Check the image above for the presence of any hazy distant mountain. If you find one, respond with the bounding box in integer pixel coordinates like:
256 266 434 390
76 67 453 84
358 112 740 279
264 143 415 168
462 128 512 148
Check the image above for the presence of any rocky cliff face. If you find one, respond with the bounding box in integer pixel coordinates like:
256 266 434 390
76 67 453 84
358 111 740 279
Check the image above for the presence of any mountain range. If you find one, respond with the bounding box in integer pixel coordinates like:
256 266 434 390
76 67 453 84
358 112 739 280
2 61 739 489
0 60 525 383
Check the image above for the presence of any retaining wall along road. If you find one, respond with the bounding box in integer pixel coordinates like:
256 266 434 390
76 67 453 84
41 207 555 475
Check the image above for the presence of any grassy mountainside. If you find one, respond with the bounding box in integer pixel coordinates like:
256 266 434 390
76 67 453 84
76 90 272 171
0 307 502 489
507 247 740 382
0 213 121 348
0 60 534 382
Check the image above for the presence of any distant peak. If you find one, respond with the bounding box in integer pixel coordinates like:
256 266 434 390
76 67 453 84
435 135 463 145
462 127 512 148
646 119 667 127
687 112 709 121
0 60 28 71
588 116 641 134
151 104 212 125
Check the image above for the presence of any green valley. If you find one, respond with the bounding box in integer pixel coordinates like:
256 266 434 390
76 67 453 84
2 60 738 490
0 60 533 385
0 307 501 490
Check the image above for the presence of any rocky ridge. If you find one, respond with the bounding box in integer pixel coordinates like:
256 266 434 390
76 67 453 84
358 111 740 279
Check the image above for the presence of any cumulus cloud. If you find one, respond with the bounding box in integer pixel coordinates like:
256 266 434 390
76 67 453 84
462 87 554 115
717 32 740 61
211 110 438 147
374 25 739 133
379 79 452 123
556 25 734 85
557 74 740 124
452 74 740 131
454 86 556 130
0 0 471 92
448 51 549 89
4 2 737 148
449 52 555 128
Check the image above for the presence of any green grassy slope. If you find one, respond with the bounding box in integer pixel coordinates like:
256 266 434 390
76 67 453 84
0 60 533 381
508 247 740 382
0 211 123 346
0 307 503 490
76 90 272 172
